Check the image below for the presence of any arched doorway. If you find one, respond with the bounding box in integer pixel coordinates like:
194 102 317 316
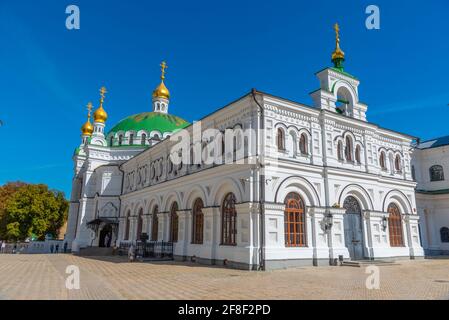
99 224 113 248
343 196 364 260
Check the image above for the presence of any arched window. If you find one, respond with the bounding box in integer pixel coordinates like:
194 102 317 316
192 198 204 244
388 203 404 247
170 202 179 243
277 128 285 151
380 152 387 170
118 134 123 146
411 165 416 181
136 208 143 239
337 141 344 161
344 196 362 214
395 155 402 172
440 227 449 243
129 133 134 145
124 210 130 240
109 136 114 146
430 165 445 182
355 145 361 164
299 133 308 155
284 192 307 247
345 136 353 161
151 206 159 241
141 133 147 146
221 193 237 246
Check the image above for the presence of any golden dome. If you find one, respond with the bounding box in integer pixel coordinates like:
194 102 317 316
93 86 108 123
332 46 345 61
81 120 94 136
152 61 170 100
331 23 345 67
152 80 170 99
81 102 94 136
94 106 108 123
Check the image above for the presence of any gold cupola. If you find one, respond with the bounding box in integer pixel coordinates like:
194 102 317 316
331 23 345 70
152 61 170 100
93 86 108 123
81 102 94 136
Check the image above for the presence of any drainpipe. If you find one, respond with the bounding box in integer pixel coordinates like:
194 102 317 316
251 89 265 271
117 164 125 245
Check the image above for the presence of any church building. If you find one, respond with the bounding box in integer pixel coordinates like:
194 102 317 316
65 24 424 270
413 137 449 256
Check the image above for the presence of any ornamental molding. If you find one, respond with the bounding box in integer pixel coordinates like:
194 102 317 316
264 103 316 123
327 69 359 87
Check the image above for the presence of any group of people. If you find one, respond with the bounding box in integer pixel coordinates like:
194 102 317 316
50 242 68 254
0 240 69 254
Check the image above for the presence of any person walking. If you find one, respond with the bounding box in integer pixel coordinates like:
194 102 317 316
50 244 54 254
55 244 59 253
128 244 135 262
0 241 5 253
63 242 68 253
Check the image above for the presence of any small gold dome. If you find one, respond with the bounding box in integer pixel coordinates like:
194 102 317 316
81 120 93 136
152 81 170 100
332 47 345 61
94 106 108 123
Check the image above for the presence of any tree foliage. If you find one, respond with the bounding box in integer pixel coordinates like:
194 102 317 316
0 182 68 241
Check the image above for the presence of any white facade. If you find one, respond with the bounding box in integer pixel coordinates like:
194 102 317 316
66 63 424 270
413 137 449 255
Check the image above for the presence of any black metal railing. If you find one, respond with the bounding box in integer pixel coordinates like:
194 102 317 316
118 241 173 260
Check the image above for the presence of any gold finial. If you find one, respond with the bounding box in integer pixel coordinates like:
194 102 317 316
160 61 167 80
331 23 345 69
153 61 170 100
334 23 340 47
81 102 94 136
93 86 108 123
99 86 107 107
87 102 93 118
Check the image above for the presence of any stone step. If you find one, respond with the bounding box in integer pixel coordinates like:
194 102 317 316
341 260 399 267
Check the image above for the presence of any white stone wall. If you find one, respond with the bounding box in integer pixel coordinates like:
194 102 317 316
413 145 449 254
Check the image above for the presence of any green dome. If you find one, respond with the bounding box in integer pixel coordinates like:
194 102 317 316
108 112 190 136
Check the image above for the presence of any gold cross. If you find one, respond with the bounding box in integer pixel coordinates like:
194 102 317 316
87 102 93 118
334 23 340 44
100 86 107 100
160 61 167 80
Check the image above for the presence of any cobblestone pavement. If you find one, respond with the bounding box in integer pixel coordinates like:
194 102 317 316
0 254 448 300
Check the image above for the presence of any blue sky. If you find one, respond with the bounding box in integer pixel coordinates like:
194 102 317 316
0 0 448 197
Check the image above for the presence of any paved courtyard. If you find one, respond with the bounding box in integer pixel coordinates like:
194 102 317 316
0 254 448 300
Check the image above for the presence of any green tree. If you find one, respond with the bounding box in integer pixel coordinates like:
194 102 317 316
0 182 26 239
1 183 68 241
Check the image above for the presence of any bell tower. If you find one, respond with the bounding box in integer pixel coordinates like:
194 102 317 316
310 23 368 121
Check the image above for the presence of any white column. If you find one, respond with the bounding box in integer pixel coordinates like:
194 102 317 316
202 207 219 262
308 207 329 265
174 210 190 258
157 212 168 241
263 203 286 249
404 214 424 258
328 208 349 261
130 216 138 241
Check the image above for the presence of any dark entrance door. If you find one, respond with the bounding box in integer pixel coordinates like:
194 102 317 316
343 196 364 260
99 224 112 248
